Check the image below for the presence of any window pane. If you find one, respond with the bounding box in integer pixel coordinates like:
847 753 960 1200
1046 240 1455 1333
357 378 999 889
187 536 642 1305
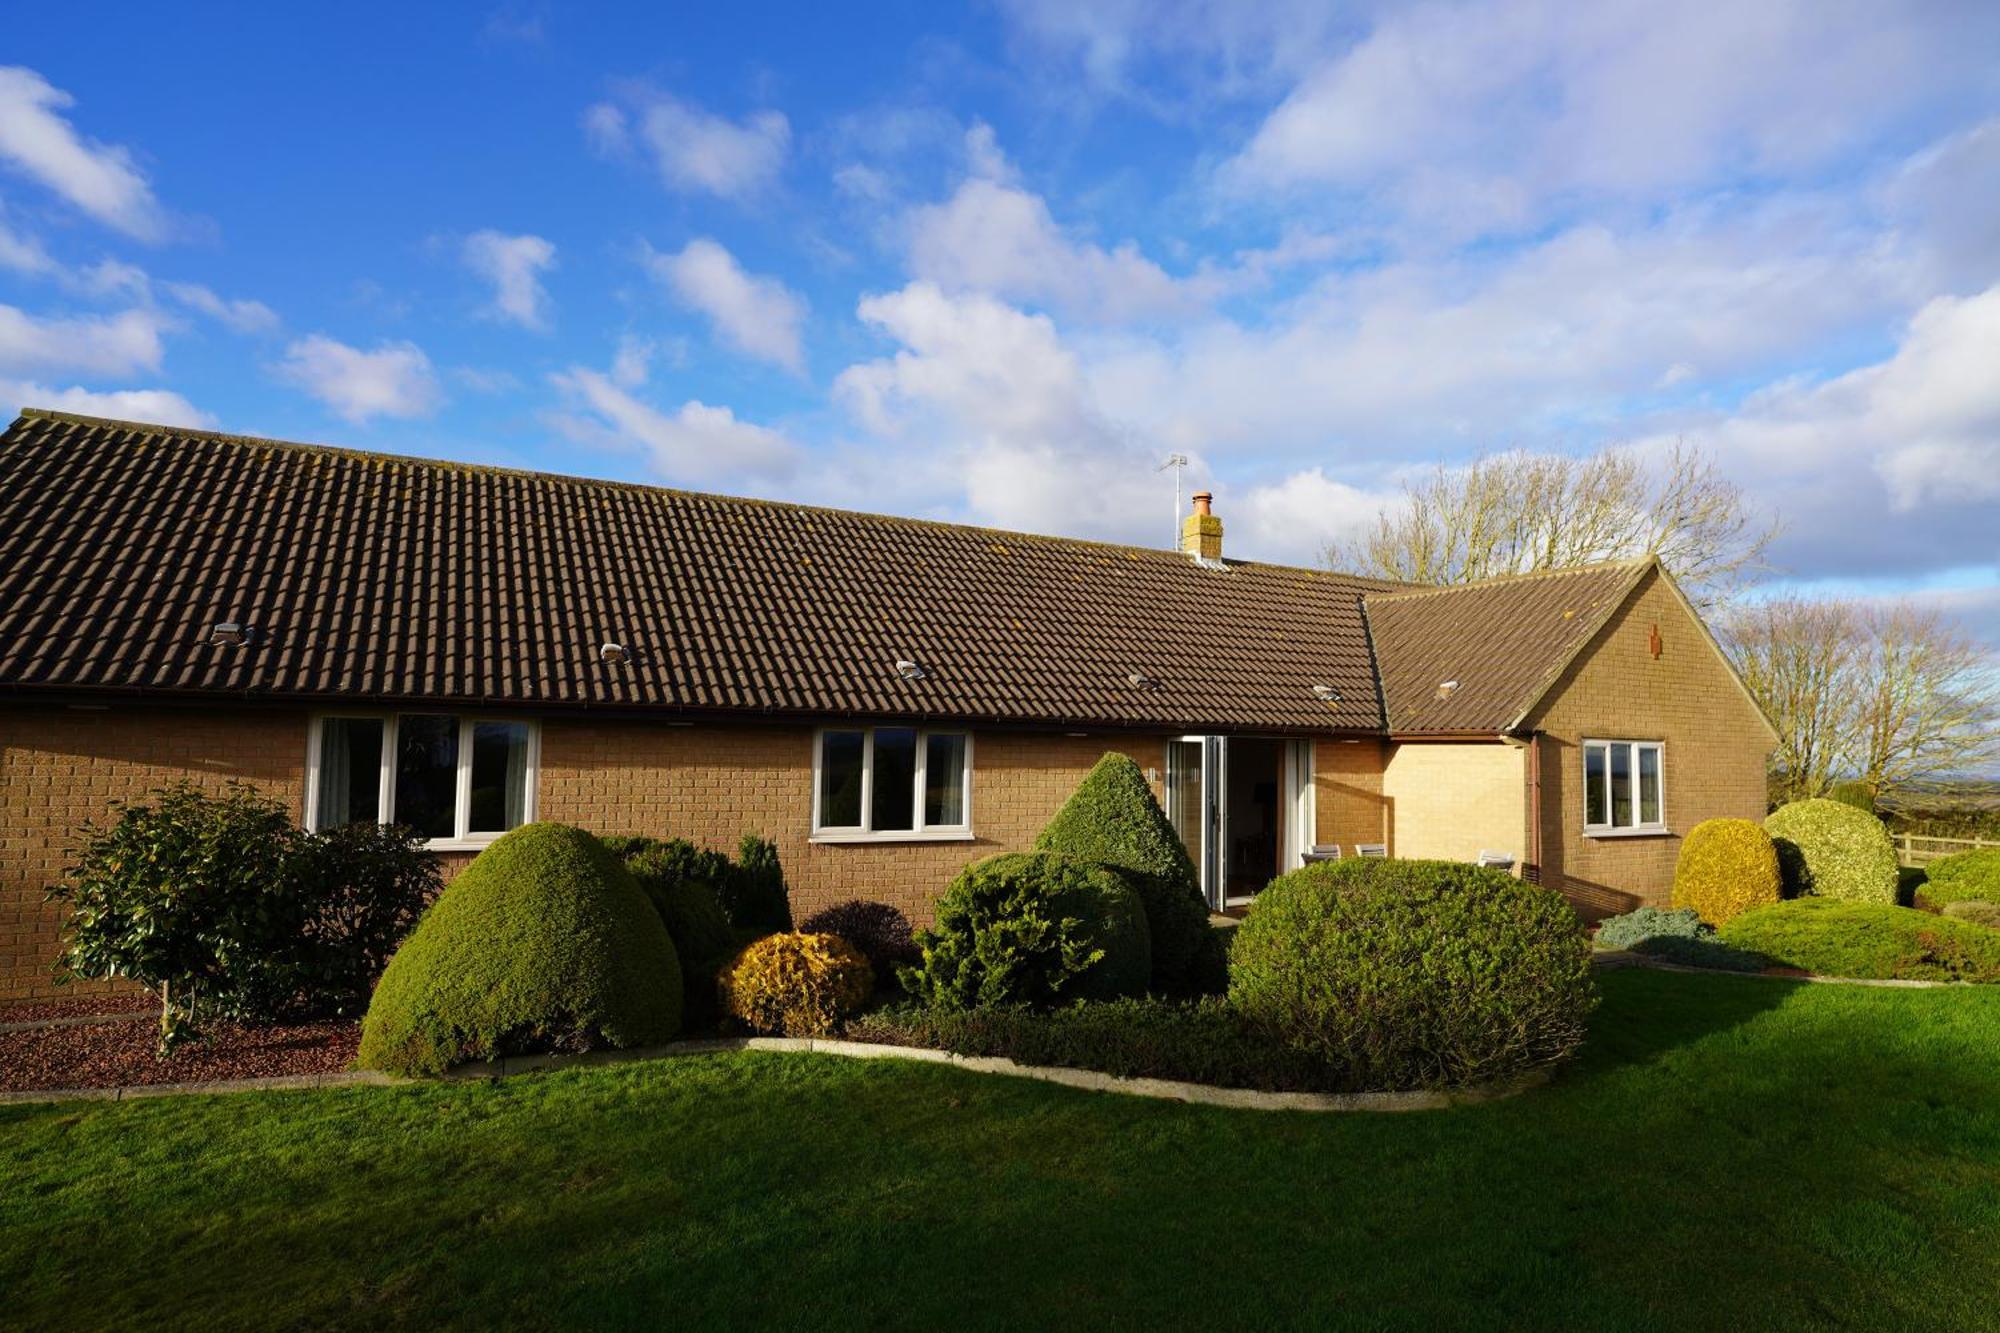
393 715 458 840
819 731 864 828
1638 745 1662 826
1609 743 1634 828
468 721 531 833
315 717 382 828
871 728 917 831
923 734 967 826
1168 740 1205 871
1584 744 1607 827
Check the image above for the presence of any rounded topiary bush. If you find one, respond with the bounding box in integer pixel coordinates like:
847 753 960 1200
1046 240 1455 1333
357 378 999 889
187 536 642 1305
1228 858 1595 1089
1671 818 1782 925
1764 799 1898 905
358 823 681 1075
1036 752 1214 996
1918 848 2000 909
903 852 1151 1008
718 932 874 1036
1720 898 2000 982
798 899 918 987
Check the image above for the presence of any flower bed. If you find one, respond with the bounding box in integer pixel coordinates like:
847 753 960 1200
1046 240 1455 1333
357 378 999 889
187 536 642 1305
0 1016 359 1092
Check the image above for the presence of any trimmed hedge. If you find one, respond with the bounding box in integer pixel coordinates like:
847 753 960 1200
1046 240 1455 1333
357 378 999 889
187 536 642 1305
624 845 739 1031
718 932 874 1036
1671 818 1782 925
798 900 918 986
1229 859 1595 1089
847 998 1343 1093
600 833 792 935
1918 848 2000 909
1719 899 2000 982
1036 752 1216 996
359 824 681 1075
1764 799 1898 905
902 852 1151 1008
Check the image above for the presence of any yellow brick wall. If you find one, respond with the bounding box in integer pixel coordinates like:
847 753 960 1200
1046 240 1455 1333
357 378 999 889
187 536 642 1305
0 706 308 1004
1524 568 1773 917
0 705 1167 1004
1380 741 1526 863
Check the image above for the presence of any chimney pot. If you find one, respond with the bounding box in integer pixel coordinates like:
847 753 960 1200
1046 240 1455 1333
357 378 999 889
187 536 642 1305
1192 491 1213 516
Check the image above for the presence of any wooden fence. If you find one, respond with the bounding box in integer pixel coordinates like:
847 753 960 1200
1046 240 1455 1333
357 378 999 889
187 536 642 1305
1896 833 2000 867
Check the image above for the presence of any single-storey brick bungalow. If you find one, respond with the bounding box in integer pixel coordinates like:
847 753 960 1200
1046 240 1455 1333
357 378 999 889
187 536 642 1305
0 410 1777 1002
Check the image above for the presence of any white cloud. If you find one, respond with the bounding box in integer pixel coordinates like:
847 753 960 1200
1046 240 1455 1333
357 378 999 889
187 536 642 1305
461 230 556 330
646 238 806 371
1886 117 2000 291
0 303 166 376
275 335 442 423
1221 1 1999 236
548 367 798 485
585 89 789 200
610 333 655 388
162 281 279 334
0 208 55 277
0 378 209 427
1233 468 1399 567
0 67 167 240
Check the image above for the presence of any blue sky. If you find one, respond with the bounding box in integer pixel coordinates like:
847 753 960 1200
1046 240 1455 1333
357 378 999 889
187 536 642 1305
4 2 1998 638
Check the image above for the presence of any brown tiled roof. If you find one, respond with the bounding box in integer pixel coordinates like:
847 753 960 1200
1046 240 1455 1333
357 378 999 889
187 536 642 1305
0 410 1408 733
1362 560 1654 733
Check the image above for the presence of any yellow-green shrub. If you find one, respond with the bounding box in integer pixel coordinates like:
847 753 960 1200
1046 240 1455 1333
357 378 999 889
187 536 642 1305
719 932 874 1036
1671 818 1782 925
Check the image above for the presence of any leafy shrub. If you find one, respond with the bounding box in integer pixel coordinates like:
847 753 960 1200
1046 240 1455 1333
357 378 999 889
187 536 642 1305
358 824 681 1075
1594 905 1766 972
1764 799 1898 905
1943 901 2000 929
625 845 739 1032
902 852 1151 1008
1828 780 1878 815
284 819 442 1018
848 997 1343 1092
1917 848 2000 909
1036 752 1215 996
1228 858 1595 1089
718 932 873 1036
727 835 793 934
1671 818 1782 925
1595 906 1706 950
798 900 917 987
47 782 438 1052
1719 899 2000 982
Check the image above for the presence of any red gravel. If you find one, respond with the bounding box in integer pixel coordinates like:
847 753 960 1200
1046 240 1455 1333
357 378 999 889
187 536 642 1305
0 994 155 1026
0 1018 360 1092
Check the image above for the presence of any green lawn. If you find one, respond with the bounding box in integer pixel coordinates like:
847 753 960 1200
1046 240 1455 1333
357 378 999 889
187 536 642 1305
5 970 1998 1331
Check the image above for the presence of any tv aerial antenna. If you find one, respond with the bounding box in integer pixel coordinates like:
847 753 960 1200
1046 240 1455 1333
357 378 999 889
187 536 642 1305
1157 453 1190 549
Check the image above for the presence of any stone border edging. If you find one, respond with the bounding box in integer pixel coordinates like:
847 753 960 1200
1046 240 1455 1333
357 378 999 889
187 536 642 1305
1592 949 1964 988
2 1036 1549 1113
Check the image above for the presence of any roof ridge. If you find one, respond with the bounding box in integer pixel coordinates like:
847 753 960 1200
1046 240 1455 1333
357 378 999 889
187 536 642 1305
12 408 1401 588
1360 556 1656 602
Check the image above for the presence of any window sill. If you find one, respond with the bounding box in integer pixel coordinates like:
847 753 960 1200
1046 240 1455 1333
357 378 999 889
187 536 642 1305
810 830 977 845
422 838 508 853
1583 826 1673 840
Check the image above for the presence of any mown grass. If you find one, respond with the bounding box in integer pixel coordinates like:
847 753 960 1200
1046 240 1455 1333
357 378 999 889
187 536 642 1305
4 969 1998 1331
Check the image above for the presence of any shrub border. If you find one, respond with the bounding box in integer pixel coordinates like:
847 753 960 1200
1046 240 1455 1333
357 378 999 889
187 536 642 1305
1 1036 1550 1111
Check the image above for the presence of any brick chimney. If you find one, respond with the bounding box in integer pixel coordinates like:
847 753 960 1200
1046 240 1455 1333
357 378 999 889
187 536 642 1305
1181 491 1223 562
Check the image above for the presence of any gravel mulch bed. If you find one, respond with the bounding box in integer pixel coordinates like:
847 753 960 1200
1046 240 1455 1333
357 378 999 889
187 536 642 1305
0 1018 360 1092
0 994 155 1026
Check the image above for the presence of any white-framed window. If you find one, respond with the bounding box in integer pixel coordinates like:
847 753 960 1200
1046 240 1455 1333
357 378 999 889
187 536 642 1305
812 726 973 842
305 713 539 850
1583 739 1665 835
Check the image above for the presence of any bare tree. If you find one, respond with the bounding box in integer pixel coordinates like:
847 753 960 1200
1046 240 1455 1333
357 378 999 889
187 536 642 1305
1721 597 2000 804
1719 597 1862 804
1848 604 1999 801
1330 442 1778 602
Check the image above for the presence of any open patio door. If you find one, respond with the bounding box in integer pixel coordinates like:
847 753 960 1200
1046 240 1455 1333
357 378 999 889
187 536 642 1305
1166 736 1224 912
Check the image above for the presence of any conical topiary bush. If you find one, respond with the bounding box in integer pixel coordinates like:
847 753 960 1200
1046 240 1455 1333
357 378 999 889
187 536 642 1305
359 823 681 1075
1036 752 1216 995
